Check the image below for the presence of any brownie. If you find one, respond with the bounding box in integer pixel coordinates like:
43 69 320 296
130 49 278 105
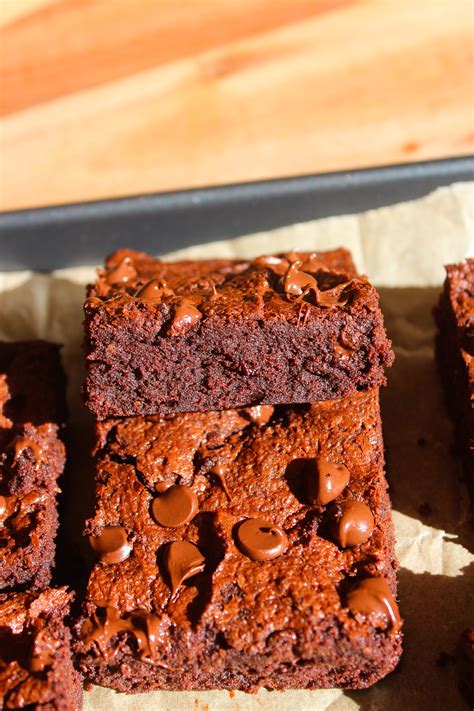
435 259 473 503
74 388 402 692
0 587 82 709
0 342 67 591
456 627 474 706
83 248 394 418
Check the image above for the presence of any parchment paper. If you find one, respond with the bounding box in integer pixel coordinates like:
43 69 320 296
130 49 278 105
1 183 473 711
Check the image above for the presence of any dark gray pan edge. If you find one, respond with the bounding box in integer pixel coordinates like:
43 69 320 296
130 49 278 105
0 156 473 271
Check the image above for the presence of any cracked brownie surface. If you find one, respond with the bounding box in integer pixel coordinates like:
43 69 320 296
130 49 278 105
83 248 393 418
74 389 402 692
0 342 67 592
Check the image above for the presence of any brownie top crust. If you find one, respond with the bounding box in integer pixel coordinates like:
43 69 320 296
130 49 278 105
86 248 389 337
76 389 401 678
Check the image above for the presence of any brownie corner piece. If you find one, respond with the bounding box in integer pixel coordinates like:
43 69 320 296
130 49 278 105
83 248 393 418
0 587 82 710
0 341 67 592
74 389 402 692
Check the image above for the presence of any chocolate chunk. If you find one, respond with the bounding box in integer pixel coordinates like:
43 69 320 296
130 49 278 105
89 526 132 564
347 577 401 632
306 458 350 505
330 499 374 547
246 405 274 426
236 518 288 561
164 541 205 595
151 485 199 528
282 261 318 297
169 301 202 335
135 279 173 302
106 257 137 285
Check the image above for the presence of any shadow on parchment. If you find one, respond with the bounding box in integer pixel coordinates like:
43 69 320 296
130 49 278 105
346 564 474 711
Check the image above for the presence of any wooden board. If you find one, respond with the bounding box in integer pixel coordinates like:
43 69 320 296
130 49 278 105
1 0 473 211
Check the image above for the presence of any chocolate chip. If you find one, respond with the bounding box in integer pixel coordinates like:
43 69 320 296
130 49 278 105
151 485 198 528
246 405 274 426
347 577 401 632
89 526 132 564
105 257 137 285
281 261 318 297
306 458 350 505
330 499 374 547
169 301 202 335
0 495 7 520
252 255 289 276
164 541 205 595
236 518 288 561
135 279 173 302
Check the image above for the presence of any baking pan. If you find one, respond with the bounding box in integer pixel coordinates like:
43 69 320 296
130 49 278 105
0 156 473 271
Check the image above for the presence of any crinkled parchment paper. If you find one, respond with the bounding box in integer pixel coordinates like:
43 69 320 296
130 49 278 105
1 183 473 711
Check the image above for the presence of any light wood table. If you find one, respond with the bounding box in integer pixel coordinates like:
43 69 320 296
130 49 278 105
1 0 473 211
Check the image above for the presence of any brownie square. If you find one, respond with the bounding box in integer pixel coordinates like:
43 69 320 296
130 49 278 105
74 389 402 692
0 587 82 709
435 259 474 502
83 248 393 418
0 342 67 591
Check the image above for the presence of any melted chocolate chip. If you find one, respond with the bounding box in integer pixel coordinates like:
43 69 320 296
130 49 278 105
29 627 61 672
89 526 132 564
106 257 137 285
151 485 198 528
347 577 401 632
164 540 206 595
210 464 232 500
169 301 202 335
252 255 289 276
13 437 45 468
135 279 173 302
282 261 318 297
330 500 374 547
316 281 352 308
246 405 274 426
236 518 288 561
306 458 350 505
81 606 161 659
0 495 7 519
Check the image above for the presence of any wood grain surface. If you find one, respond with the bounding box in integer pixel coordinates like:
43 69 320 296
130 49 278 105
1 0 473 211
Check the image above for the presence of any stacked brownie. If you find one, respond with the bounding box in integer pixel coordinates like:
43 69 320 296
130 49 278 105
0 342 81 709
76 248 402 692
